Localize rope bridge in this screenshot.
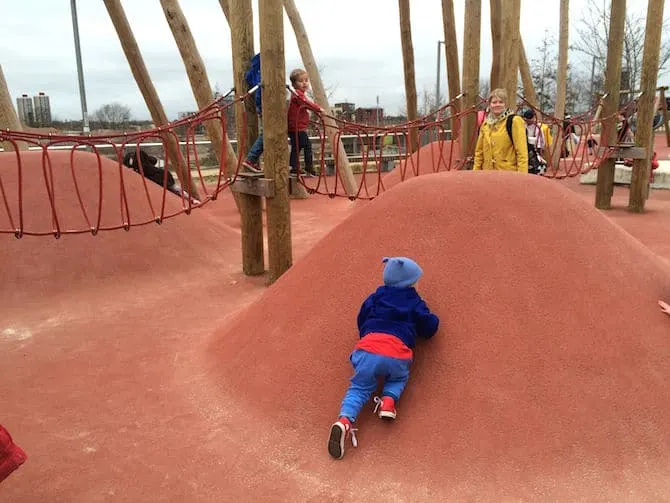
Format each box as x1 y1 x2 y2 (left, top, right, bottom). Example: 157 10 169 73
0 87 645 237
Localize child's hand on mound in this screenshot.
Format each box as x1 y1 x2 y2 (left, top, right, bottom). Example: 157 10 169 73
659 299 670 317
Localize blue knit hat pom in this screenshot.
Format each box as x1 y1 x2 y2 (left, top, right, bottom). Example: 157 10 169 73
382 256 423 288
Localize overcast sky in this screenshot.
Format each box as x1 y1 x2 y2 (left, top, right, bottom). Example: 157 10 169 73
0 0 655 122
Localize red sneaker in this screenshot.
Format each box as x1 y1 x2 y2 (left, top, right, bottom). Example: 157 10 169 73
328 417 357 459
374 396 397 420
242 160 262 173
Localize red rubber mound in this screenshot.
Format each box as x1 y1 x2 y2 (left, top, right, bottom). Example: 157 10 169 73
209 170 670 501
382 139 458 190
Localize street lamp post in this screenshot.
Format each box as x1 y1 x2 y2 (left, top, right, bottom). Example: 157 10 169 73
435 40 445 113
70 0 89 133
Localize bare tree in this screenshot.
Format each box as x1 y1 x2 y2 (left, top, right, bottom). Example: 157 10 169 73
573 0 670 93
93 102 131 129
479 78 490 99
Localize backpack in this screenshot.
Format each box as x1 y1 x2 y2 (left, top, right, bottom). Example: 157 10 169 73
245 53 262 114
504 114 543 175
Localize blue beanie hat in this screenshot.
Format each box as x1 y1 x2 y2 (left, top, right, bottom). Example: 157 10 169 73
382 256 423 288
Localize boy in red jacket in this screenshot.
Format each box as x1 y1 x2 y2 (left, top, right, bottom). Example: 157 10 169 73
328 257 440 460
287 68 322 177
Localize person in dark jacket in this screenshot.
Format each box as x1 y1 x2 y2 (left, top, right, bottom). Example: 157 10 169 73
328 256 440 460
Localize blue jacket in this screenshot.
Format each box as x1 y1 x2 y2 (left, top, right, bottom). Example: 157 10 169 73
245 53 262 114
357 286 439 349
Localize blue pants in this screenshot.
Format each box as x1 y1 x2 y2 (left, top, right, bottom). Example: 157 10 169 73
339 349 411 422
246 133 264 164
288 130 313 172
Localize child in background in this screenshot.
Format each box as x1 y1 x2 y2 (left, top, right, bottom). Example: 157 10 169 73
287 68 322 177
328 257 440 460
242 53 264 173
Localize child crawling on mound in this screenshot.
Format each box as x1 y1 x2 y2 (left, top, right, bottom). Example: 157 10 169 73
328 256 439 460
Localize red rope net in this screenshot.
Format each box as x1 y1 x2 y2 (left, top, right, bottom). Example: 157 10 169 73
0 86 644 237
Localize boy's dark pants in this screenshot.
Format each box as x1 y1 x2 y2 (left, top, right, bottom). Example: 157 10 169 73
289 130 313 173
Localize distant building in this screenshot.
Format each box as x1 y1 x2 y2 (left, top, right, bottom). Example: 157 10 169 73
32 92 52 127
16 94 34 126
355 107 384 126
333 102 355 122
217 93 237 139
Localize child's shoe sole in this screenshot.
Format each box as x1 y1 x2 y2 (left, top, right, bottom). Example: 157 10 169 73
327 423 346 459
379 410 396 420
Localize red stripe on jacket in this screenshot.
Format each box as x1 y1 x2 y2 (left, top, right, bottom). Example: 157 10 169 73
354 333 413 360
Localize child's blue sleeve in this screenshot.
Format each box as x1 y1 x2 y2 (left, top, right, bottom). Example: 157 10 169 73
414 300 440 339
357 294 375 332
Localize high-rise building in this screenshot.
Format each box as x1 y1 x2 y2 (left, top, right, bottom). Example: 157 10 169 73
16 94 34 127
33 92 52 127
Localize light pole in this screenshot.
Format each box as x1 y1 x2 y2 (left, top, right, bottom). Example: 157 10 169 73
435 40 445 112
70 0 89 133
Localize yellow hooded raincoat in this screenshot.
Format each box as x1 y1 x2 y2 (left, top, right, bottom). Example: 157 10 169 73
473 112 529 173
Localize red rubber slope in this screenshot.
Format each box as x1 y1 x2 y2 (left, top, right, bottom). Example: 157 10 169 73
208 170 670 501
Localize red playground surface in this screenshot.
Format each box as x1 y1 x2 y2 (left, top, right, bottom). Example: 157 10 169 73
1 135 670 501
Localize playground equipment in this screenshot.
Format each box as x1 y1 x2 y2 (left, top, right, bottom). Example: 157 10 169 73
0 0 666 279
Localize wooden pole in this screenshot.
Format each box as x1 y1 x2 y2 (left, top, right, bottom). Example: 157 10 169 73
628 0 665 212
0 65 27 152
460 0 481 164
595 0 626 209
398 0 419 153
659 87 670 147
441 0 461 141
218 0 230 24
519 39 538 108
159 0 240 211
489 0 502 88
260 0 291 283
229 0 264 275
282 0 357 197
500 0 521 106
551 0 570 172
103 0 198 199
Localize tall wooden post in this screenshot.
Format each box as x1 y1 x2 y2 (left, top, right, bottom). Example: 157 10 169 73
519 39 538 108
629 0 665 212
282 0 356 197
229 0 264 275
441 0 461 140
398 0 419 153
159 0 240 211
103 0 198 199
595 0 626 209
259 0 291 283
551 0 570 172
500 0 521 106
460 0 481 163
218 0 230 24
0 65 27 152
489 0 502 88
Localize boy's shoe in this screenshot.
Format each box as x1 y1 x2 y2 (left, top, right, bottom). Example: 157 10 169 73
242 160 262 173
373 396 397 420
328 417 357 460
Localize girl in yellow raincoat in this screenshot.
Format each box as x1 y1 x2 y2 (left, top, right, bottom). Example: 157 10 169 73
473 88 528 173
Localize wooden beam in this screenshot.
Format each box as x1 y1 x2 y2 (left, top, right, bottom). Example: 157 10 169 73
230 174 275 197
229 0 265 275
518 39 538 108
103 0 198 199
460 0 481 163
595 0 626 209
260 0 292 283
282 0 357 198
159 0 240 211
398 0 419 153
500 0 521 105
489 0 502 88
218 0 230 24
0 65 27 152
629 0 665 212
441 0 461 140
551 0 570 171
